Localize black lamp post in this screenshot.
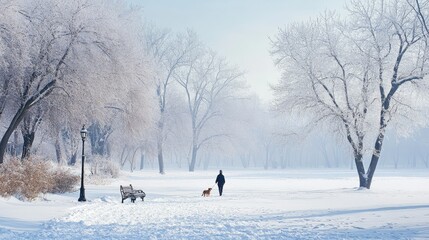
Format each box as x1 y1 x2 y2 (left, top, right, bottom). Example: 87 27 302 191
78 125 87 202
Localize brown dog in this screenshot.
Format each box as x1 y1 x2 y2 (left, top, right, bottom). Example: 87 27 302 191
201 188 212 197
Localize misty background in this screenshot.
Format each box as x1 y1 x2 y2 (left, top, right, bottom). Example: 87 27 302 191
1 0 428 176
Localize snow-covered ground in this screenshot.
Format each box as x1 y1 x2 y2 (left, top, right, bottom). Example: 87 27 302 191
0 169 428 239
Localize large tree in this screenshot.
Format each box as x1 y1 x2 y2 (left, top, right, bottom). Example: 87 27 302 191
0 0 89 163
0 0 155 163
271 0 429 188
176 50 243 172
0 0 26 122
145 28 198 174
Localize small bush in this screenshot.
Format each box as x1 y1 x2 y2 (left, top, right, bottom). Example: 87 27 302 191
21 160 53 200
0 159 25 198
0 157 79 201
90 156 119 178
51 168 80 194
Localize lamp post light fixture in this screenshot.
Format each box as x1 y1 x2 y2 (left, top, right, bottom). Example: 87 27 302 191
78 125 88 202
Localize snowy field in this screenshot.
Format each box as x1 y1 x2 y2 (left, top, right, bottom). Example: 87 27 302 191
0 169 428 239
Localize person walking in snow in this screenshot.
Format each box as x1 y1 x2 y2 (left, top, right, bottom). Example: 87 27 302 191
215 170 226 196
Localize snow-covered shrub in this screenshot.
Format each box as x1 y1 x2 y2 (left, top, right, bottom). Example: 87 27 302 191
0 157 79 200
0 158 51 200
90 156 119 178
0 158 25 198
21 159 54 200
50 168 80 193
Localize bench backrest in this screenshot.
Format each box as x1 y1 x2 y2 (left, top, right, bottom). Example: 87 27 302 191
120 185 135 198
121 185 133 192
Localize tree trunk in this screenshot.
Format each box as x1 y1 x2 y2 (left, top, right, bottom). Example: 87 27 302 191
423 155 429 168
175 151 181 168
365 100 390 189
140 151 145 170
12 131 19 157
120 146 128 168
188 144 198 172
354 154 366 188
21 131 35 160
157 138 165 174
130 147 141 173
188 127 198 172
264 145 270 170
365 132 384 189
55 138 62 164
0 71 11 121
7 130 20 157
0 104 30 163
88 122 111 156
70 151 77 165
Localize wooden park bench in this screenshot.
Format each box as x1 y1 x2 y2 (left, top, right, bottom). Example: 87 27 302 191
120 184 146 203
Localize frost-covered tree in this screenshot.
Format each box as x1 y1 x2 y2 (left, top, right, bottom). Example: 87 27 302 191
410 0 429 35
0 0 91 163
271 0 429 188
145 27 198 174
0 0 156 163
0 0 26 122
176 49 243 172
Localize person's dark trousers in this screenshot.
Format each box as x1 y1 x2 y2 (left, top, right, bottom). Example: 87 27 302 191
218 184 224 196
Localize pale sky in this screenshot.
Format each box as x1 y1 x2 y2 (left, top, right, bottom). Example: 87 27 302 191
137 0 347 102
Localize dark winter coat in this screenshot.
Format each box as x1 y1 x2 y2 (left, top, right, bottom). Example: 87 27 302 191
215 174 225 186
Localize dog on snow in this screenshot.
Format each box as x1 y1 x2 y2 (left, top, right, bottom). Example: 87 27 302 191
201 188 212 197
